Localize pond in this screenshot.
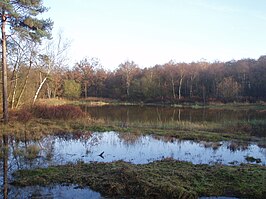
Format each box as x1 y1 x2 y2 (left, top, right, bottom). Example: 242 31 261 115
1 131 265 198
82 105 266 123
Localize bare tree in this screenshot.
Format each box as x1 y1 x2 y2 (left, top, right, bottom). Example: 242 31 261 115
117 61 139 98
7 36 38 109
33 31 70 104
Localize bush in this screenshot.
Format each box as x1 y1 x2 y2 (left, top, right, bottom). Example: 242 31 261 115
13 107 33 123
31 104 84 120
63 80 81 99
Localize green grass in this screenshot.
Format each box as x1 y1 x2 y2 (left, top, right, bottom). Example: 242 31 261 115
12 159 266 199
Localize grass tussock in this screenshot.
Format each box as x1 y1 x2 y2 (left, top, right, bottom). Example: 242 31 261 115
13 144 40 160
12 159 266 199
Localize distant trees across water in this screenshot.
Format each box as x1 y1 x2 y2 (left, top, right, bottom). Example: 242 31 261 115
2 56 266 106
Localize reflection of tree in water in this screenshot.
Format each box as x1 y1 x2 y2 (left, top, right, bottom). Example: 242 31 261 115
0 133 60 198
38 136 56 162
0 135 9 199
84 133 102 154
118 133 141 145
85 105 266 124
152 135 177 143
227 141 249 152
1 134 59 173
200 141 222 150
48 131 103 157
11 136 43 170
54 131 93 141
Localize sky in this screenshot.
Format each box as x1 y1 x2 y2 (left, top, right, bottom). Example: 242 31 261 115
43 0 266 70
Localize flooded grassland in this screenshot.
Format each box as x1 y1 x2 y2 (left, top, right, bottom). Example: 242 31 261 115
1 104 266 198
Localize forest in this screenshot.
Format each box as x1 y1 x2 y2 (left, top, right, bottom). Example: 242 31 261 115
1 33 266 108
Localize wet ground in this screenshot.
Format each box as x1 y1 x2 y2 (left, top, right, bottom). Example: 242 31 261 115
1 131 265 198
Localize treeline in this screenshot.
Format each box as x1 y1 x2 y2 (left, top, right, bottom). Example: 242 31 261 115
65 57 266 103
2 35 266 107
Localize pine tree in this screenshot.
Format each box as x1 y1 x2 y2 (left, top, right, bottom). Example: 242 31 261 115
1 0 53 123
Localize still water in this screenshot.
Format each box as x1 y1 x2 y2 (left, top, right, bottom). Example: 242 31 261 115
82 105 266 123
4 132 266 169
50 131 265 165
7 185 103 199
1 131 265 198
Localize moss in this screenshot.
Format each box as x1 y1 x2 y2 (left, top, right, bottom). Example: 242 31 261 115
12 159 266 199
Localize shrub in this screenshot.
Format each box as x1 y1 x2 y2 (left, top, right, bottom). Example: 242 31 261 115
63 80 81 99
31 104 84 120
14 107 33 123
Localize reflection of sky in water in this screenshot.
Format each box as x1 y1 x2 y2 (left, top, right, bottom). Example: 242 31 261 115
2 185 102 199
53 132 266 165
1 131 265 199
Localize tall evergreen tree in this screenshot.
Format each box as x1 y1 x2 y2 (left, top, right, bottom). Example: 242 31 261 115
0 0 53 123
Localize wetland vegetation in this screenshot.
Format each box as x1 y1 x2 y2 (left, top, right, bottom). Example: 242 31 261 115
1 101 266 198
12 159 266 199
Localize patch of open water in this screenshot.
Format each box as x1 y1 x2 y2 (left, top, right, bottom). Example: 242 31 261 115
6 185 103 199
1 131 265 198
49 131 265 165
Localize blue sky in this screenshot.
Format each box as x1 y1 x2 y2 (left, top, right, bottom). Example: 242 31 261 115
44 0 266 70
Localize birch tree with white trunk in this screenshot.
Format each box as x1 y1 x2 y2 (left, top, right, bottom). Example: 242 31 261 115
33 32 70 104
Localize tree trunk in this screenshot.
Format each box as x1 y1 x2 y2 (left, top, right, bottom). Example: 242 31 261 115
11 72 18 109
33 60 51 104
189 76 194 98
126 73 130 97
47 82 51 98
1 13 8 123
178 77 183 100
126 78 130 97
53 87 57 98
84 83 87 98
16 63 32 108
171 77 176 99
126 85 130 97
10 53 21 109
33 75 48 104
202 85 206 105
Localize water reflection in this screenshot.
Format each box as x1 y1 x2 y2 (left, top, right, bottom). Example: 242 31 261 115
2 135 8 199
82 105 266 123
1 131 266 198
1 134 104 199
2 132 264 168
7 185 103 199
